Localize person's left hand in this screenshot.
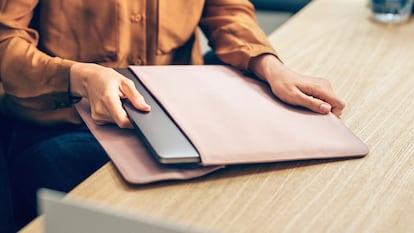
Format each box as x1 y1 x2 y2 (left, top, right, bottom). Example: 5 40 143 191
249 54 345 117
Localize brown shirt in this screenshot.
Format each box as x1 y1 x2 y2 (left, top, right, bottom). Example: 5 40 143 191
0 0 276 125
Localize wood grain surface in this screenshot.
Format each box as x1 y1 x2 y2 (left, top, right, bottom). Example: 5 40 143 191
20 0 414 232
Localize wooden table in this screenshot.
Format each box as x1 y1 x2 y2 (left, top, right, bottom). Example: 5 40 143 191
20 0 414 232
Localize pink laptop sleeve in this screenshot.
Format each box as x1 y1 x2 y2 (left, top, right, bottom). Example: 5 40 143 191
130 65 368 165
76 99 224 184
76 65 368 184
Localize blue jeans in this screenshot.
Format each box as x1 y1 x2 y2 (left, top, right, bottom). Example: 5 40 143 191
0 138 15 233
6 120 109 230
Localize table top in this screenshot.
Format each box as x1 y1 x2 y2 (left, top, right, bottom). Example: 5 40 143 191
20 0 414 232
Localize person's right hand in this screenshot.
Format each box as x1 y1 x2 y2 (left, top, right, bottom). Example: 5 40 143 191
70 63 151 128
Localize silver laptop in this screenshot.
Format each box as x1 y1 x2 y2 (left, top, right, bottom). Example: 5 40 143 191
116 69 200 164
38 189 212 233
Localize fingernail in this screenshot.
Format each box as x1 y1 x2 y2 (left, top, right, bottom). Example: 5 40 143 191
142 102 151 110
320 103 331 113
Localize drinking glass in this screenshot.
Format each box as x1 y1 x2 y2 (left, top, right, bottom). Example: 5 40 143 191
370 0 413 23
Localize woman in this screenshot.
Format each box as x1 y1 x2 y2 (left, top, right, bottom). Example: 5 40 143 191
0 0 344 229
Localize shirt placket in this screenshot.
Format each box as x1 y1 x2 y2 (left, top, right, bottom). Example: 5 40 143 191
130 0 146 65
145 0 158 65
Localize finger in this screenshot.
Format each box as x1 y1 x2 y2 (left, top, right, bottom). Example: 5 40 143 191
315 90 345 116
331 103 344 117
90 101 112 124
315 91 345 117
120 79 151 111
290 91 332 115
106 97 134 128
90 98 133 128
94 119 109 126
298 81 345 117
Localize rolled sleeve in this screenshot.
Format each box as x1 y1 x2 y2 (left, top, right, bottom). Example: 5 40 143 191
0 0 81 124
200 0 278 70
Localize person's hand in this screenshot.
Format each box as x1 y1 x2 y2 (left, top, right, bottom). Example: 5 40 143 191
249 54 345 117
70 63 151 128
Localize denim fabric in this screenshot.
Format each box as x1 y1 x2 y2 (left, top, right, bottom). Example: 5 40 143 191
6 121 109 230
0 138 15 233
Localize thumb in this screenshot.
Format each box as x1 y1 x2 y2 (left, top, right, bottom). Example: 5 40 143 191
120 79 151 111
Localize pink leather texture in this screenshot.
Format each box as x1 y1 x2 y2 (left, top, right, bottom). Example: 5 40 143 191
76 99 224 184
130 65 369 165
76 65 368 184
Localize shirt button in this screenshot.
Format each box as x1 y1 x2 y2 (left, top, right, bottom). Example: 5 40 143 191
131 14 142 23
134 58 143 65
107 52 117 60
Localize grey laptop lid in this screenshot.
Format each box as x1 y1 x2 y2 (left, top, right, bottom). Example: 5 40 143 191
38 189 212 233
116 69 200 164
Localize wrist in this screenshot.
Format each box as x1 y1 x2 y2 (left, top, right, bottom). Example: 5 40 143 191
248 54 285 83
69 63 84 98
69 63 100 98
68 77 82 104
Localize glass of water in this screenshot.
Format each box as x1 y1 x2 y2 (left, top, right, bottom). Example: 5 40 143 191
370 0 414 23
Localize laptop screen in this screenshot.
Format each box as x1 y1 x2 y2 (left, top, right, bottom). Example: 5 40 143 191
38 189 213 233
